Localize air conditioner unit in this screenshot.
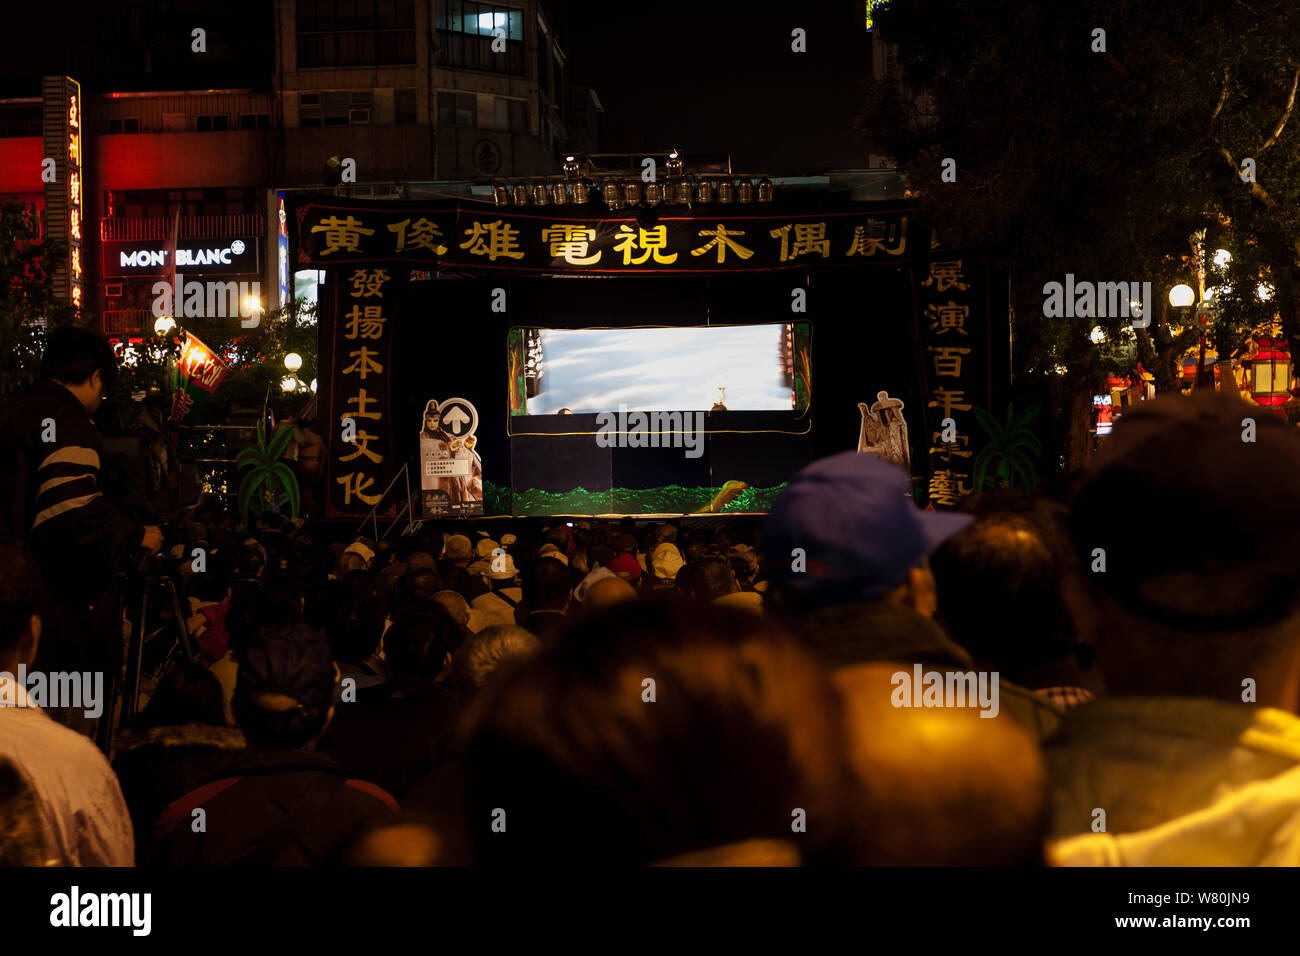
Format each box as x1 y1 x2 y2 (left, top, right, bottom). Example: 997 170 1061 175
349 108 371 124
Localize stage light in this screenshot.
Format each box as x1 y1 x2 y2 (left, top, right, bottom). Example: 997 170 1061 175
532 182 550 206
154 316 175 335
572 180 590 204
513 183 530 205
674 179 693 205
716 180 734 203
550 182 568 204
1169 284 1195 307
665 149 684 178
737 179 754 203
281 375 299 392
493 182 511 205
696 179 713 203
644 181 662 206
284 352 303 371
604 181 623 210
623 180 642 205
757 178 774 202
562 154 581 181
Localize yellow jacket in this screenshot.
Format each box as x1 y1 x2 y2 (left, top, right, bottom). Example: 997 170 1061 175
1045 697 1300 865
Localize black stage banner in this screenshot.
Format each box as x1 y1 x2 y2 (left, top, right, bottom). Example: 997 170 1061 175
294 200 919 273
917 255 994 508
325 264 406 518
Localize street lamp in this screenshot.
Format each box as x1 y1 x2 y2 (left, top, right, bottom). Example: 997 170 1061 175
284 352 303 372
154 316 175 335
1213 249 1232 269
1169 284 1196 307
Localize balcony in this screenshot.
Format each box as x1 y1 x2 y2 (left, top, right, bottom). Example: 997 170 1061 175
100 214 265 242
102 309 153 337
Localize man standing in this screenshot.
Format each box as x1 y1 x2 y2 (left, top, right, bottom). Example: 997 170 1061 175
0 328 162 681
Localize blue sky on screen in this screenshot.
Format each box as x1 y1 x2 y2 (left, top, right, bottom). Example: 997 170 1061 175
528 325 792 413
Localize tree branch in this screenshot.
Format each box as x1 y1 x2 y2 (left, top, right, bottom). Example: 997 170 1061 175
1260 65 1300 151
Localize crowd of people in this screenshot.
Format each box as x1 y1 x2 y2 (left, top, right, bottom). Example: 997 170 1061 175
3 329 1300 866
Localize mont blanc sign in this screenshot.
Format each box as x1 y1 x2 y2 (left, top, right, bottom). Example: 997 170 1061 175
102 236 260 278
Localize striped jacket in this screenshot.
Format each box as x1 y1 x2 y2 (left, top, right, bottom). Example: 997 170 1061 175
0 380 143 600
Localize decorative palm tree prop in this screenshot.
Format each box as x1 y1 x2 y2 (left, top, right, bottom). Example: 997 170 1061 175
971 405 1042 492
236 420 301 527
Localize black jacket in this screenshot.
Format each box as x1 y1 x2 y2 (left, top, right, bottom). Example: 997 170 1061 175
0 380 143 597
153 749 398 866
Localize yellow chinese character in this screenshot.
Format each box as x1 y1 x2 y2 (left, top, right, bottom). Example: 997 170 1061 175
927 345 972 377
612 224 677 265
388 218 448 255
459 220 526 260
71 286 82 306
769 222 831 261
847 217 908 256
342 347 385 380
690 224 754 264
343 389 383 421
69 208 80 241
541 224 601 265
921 259 970 292
68 96 78 129
343 305 386 340
71 247 81 278
69 172 80 206
928 433 974 460
925 301 970 336
336 472 383 506
349 268 390 298
68 133 79 167
339 430 384 465
310 215 376 255
927 387 973 419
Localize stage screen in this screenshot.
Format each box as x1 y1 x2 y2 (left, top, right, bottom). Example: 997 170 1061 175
511 323 809 416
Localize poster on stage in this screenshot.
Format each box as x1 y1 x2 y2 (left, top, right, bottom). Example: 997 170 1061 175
420 397 483 516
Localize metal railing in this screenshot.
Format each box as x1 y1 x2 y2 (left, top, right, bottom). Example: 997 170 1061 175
100 214 265 241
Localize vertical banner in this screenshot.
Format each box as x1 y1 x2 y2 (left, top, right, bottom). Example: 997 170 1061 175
42 75 82 316
327 265 405 517
917 255 991 508
419 397 484 516
170 332 229 424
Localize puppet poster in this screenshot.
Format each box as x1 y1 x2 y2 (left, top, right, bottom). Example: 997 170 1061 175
420 397 483 516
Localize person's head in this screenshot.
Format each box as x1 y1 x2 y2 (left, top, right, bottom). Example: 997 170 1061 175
232 623 337 749
226 581 303 662
1068 391 1300 709
614 533 638 556
0 540 43 671
133 661 227 729
442 533 473 567
346 822 446 867
486 551 519 589
327 573 386 665
762 451 972 617
651 542 684 585
522 557 571 612
833 663 1048 865
582 575 637 611
342 539 376 572
422 401 442 435
929 496 1082 679
383 606 463 682
452 625 541 696
238 544 268 580
457 601 853 865
41 326 118 414
432 589 471 628
696 555 739 602
396 569 444 618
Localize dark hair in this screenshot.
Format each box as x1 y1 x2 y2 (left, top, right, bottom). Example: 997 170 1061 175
458 600 852 866
522 557 570 611
327 572 386 664
452 625 540 697
40 326 118 390
695 555 737 603
930 497 1079 675
226 582 302 661
187 550 233 604
133 661 226 729
0 540 42 656
384 607 462 680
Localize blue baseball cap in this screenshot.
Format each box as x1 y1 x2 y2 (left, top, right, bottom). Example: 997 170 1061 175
763 451 974 607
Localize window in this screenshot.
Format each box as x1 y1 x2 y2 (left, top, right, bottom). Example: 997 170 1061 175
108 118 140 134
436 2 525 75
437 92 476 127
492 96 527 131
196 115 230 132
301 91 374 126
238 113 271 129
297 0 416 67
394 88 417 124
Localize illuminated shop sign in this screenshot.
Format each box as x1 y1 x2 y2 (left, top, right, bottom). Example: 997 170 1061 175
102 236 260 278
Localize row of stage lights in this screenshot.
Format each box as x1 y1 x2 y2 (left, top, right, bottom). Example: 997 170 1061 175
492 151 776 210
